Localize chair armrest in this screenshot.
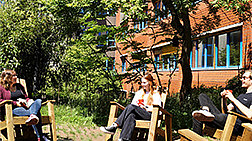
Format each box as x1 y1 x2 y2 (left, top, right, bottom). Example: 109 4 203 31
0 100 13 107
153 104 172 117
110 101 125 110
242 123 252 130
42 100 56 106
228 111 252 121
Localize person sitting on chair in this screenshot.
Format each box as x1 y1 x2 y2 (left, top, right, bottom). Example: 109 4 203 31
192 70 252 136
100 73 162 141
0 69 49 141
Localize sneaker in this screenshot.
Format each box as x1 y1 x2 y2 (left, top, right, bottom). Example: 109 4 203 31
100 123 118 135
192 110 215 122
25 114 39 125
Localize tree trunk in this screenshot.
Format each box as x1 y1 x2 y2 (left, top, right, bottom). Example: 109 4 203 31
179 10 193 102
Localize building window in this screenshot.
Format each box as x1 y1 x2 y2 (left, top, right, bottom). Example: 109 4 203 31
154 54 161 70
162 54 176 71
217 34 227 66
191 30 242 69
121 57 126 72
229 30 241 66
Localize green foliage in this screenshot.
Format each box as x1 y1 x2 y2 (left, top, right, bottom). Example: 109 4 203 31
0 0 81 95
41 38 124 125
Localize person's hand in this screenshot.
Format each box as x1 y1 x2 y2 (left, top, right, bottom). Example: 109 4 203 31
139 104 146 110
224 91 236 102
16 102 22 107
221 90 227 97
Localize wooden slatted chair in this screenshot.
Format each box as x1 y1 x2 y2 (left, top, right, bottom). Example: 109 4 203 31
0 78 57 141
178 96 252 141
105 92 172 141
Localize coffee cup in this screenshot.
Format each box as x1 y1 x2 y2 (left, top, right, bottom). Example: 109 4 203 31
137 99 144 106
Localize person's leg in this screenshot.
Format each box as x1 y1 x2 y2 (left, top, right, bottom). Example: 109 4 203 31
13 99 43 139
118 104 151 140
12 99 42 116
100 104 137 135
13 107 30 116
205 113 227 129
116 104 151 127
192 113 227 135
32 112 43 139
119 113 135 140
29 99 42 115
192 118 203 135
198 93 221 114
100 104 151 137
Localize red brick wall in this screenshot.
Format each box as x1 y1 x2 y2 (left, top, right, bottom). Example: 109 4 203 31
115 1 252 93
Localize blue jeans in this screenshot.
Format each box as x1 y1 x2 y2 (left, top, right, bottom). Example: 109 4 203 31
12 99 43 138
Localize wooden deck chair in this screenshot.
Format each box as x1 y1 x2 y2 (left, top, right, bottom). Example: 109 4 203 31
178 96 252 141
105 92 172 141
0 78 57 141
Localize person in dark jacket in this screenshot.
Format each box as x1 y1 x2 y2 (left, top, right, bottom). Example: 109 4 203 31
192 70 252 136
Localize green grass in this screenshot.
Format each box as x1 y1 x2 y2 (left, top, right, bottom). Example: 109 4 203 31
40 104 96 128
40 104 105 140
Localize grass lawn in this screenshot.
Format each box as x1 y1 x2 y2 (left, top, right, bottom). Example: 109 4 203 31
41 104 105 141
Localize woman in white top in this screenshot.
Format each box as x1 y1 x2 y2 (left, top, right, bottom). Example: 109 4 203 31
100 73 162 141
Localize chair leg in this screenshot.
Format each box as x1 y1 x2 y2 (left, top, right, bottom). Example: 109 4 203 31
220 114 237 141
148 106 159 141
48 102 57 141
165 115 172 141
105 104 118 141
5 103 14 141
1 130 8 141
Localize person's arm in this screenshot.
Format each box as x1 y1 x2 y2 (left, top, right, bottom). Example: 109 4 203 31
146 91 162 112
0 88 19 106
131 90 141 106
225 91 252 119
221 90 235 112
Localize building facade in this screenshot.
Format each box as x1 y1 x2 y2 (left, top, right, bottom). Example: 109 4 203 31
113 1 252 93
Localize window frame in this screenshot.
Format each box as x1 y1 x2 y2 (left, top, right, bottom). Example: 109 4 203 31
191 30 243 70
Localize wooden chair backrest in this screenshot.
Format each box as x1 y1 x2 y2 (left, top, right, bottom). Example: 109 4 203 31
161 93 167 108
16 78 28 96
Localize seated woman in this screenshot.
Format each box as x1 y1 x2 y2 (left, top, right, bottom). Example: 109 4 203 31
100 73 162 141
0 69 49 141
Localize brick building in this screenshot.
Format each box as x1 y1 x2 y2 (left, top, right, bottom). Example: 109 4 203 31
112 1 252 94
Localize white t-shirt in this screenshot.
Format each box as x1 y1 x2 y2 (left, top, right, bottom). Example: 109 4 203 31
131 89 162 112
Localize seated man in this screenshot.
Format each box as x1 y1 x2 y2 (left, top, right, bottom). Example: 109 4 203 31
192 70 252 136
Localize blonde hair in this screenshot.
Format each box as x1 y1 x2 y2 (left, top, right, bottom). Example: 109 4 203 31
141 73 155 106
0 69 16 90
